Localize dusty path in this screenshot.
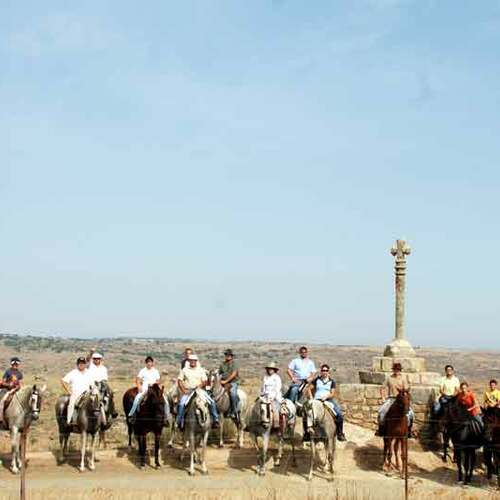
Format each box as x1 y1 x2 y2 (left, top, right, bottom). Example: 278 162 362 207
0 424 498 499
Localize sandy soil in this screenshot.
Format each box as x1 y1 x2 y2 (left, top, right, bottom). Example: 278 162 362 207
1 423 498 500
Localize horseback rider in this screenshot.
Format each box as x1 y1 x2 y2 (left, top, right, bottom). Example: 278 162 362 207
310 364 346 441
181 347 193 369
260 361 283 411
433 364 460 415
376 362 415 437
0 357 24 426
61 357 92 425
128 356 161 419
87 349 108 384
286 346 317 403
457 381 483 427
482 379 500 411
218 349 240 418
176 354 220 430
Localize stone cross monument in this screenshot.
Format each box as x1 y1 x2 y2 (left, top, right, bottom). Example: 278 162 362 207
383 239 416 358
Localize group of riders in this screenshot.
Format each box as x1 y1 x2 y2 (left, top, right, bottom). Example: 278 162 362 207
1 349 499 439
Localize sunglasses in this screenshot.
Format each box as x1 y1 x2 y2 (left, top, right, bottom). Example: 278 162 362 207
321 369 329 372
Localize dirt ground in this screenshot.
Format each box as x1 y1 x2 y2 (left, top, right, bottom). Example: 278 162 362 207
1 423 498 500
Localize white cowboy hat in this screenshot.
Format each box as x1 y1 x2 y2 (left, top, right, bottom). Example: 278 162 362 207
265 361 279 370
187 354 199 361
92 352 103 359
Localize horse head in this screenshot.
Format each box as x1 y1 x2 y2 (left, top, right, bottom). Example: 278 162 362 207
303 399 319 434
258 398 271 429
205 369 218 392
88 384 102 417
193 389 210 426
146 383 165 417
29 384 44 421
396 388 411 414
96 381 114 419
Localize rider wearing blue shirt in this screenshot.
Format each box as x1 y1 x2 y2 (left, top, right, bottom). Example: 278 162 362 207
286 346 317 403
311 364 346 441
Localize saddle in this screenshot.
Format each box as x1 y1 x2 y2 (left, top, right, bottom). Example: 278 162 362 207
323 402 338 421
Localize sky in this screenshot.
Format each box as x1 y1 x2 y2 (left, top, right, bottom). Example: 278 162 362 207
1 1 499 347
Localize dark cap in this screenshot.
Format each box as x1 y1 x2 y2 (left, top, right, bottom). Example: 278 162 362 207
10 357 21 365
76 357 86 365
392 362 402 371
224 349 234 356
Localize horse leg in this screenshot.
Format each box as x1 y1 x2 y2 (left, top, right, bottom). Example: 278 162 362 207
259 432 269 476
127 420 133 449
219 418 224 448
291 431 297 469
442 431 448 462
456 448 463 482
485 447 493 479
400 438 406 480
465 450 475 484
383 438 390 472
167 420 175 449
236 416 243 449
154 433 161 469
79 432 87 472
394 439 401 475
138 435 146 469
328 436 335 481
10 427 20 474
88 434 96 471
200 431 209 475
252 434 261 474
189 432 195 476
275 434 283 468
308 437 315 481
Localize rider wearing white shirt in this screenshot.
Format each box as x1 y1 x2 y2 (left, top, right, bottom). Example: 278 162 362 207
128 356 161 417
87 352 108 384
260 362 283 410
61 357 92 424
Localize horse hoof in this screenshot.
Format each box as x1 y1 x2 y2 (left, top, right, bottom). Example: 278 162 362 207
218 443 224 449
155 464 161 470
78 467 85 473
11 469 19 475
188 470 195 476
201 469 208 475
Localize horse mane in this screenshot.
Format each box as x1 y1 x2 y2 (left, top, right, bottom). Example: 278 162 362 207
14 385 35 407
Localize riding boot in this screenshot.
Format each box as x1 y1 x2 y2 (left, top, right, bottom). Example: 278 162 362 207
375 422 385 437
407 421 415 439
336 420 347 441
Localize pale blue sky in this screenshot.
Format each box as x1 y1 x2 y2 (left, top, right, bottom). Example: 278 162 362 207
1 1 499 346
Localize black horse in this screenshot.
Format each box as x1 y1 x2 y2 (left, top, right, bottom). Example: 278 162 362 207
484 406 500 488
123 384 165 469
443 398 484 484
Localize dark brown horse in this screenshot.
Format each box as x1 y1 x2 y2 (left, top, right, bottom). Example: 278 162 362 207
444 398 483 484
123 384 165 469
382 389 410 479
484 406 500 488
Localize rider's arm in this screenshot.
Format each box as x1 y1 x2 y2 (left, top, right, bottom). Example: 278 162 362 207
306 362 317 383
223 369 238 384
61 379 71 395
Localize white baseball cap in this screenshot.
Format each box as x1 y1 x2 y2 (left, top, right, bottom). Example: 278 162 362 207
187 354 198 361
92 352 103 359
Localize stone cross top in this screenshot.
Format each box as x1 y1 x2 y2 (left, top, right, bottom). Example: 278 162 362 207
383 239 416 358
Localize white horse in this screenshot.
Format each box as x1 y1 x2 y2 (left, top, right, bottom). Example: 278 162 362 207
55 384 103 472
180 388 212 476
303 399 337 481
206 369 248 448
245 397 297 476
0 385 44 474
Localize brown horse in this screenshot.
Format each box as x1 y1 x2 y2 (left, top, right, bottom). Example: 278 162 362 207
123 384 165 469
382 389 410 478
